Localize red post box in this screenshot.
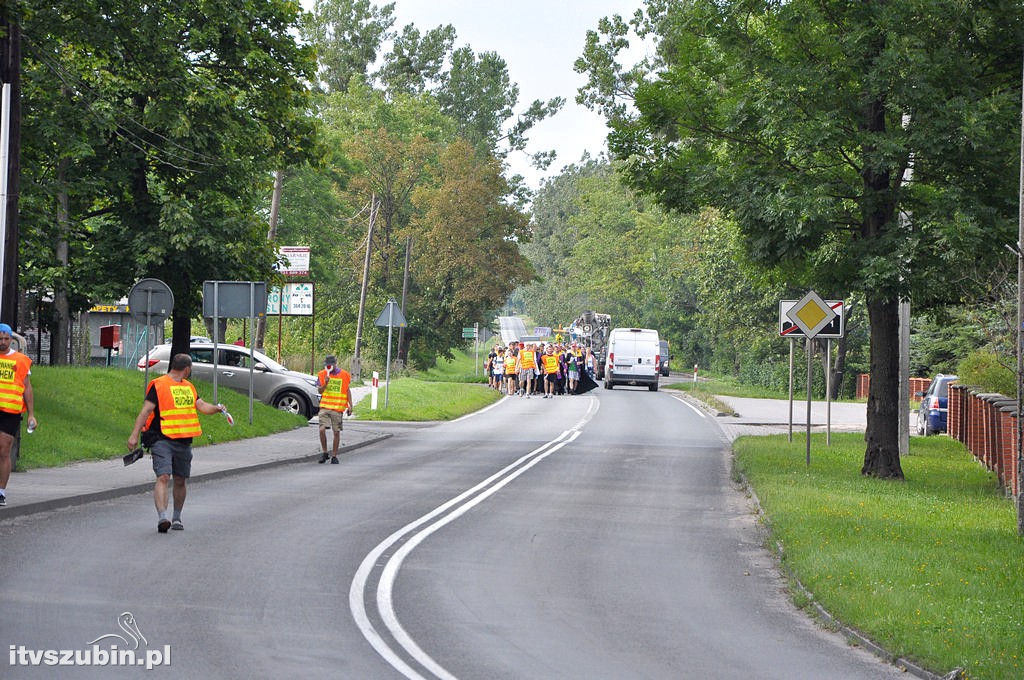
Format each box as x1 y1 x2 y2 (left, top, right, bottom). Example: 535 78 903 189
99 325 120 349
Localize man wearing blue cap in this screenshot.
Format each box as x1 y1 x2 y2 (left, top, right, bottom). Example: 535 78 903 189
0 323 36 506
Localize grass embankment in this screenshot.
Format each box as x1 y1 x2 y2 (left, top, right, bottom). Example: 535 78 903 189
353 348 501 421
735 433 1024 679
19 366 308 470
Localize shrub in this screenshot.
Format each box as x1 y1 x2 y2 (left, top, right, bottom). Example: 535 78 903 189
956 350 1015 396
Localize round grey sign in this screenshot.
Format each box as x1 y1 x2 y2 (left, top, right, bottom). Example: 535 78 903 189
128 278 174 325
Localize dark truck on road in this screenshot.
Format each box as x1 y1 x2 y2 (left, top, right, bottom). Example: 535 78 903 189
567 311 611 378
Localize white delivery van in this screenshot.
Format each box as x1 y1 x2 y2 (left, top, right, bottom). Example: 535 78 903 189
604 328 661 391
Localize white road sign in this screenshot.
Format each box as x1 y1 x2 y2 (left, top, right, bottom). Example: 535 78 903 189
267 282 314 316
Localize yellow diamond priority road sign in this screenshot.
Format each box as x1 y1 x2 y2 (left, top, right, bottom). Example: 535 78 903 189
785 290 837 338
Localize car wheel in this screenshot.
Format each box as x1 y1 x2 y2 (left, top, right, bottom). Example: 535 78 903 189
273 391 308 417
915 410 926 436
649 383 658 392
604 379 613 390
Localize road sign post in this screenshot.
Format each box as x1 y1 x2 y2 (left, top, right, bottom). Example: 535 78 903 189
782 291 844 465
203 281 268 423
128 278 174 395
374 300 407 408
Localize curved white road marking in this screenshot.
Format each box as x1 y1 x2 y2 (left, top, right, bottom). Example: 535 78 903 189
669 392 709 418
350 396 600 680
451 393 508 422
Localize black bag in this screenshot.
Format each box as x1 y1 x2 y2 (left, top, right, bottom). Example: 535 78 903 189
140 428 159 448
122 448 145 466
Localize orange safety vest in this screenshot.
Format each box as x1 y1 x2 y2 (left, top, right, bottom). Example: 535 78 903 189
519 350 537 371
318 368 350 411
541 354 559 375
504 355 517 374
0 351 31 414
144 375 202 439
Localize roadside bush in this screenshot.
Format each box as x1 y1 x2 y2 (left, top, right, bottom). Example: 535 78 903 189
957 350 1015 396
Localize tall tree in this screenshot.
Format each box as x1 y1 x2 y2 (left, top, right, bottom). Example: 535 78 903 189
302 0 396 93
376 23 456 95
19 0 319 357
404 139 533 367
577 0 1023 478
378 25 563 169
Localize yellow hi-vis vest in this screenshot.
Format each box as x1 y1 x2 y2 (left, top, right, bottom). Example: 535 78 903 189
144 375 202 439
541 354 559 375
318 368 350 411
0 351 31 414
519 350 537 371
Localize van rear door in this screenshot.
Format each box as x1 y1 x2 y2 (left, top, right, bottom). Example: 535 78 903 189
606 328 660 389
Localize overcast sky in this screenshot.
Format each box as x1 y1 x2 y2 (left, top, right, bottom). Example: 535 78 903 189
302 1 649 191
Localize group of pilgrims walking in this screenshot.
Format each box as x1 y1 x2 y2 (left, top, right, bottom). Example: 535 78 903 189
484 340 597 398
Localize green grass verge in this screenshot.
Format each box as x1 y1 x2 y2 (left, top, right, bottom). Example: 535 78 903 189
19 366 309 470
734 433 1024 679
419 347 490 384
352 377 501 421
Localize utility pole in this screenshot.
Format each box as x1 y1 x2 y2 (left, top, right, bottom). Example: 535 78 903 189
898 112 913 457
396 236 411 367
352 196 377 382
255 169 283 351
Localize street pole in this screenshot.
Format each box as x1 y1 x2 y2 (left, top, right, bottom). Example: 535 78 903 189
1016 53 1024 536
396 236 411 367
353 196 377 382
898 112 914 458
788 337 795 443
805 337 813 467
255 169 283 352
826 339 832 447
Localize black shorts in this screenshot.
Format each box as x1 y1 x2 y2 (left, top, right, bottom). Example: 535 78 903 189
0 411 22 437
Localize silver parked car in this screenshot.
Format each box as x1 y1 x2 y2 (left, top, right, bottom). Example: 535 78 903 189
138 343 320 418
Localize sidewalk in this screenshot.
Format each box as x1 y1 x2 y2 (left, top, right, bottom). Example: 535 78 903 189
0 386 394 519
695 394 869 442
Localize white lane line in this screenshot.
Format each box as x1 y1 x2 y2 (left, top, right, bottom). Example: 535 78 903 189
451 393 507 422
670 393 709 418
350 397 600 680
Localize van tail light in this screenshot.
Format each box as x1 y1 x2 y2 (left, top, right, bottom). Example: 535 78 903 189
138 358 160 369
929 396 940 410
608 352 614 364
655 354 660 366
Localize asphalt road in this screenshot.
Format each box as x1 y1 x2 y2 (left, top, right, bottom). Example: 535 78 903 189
497 316 527 345
1 388 907 679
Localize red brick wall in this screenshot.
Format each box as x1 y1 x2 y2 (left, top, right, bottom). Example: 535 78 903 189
956 388 1020 497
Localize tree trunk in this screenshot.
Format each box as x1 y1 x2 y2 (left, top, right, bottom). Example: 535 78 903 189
818 301 852 400
0 16 22 327
862 295 904 479
171 310 192 359
51 160 70 365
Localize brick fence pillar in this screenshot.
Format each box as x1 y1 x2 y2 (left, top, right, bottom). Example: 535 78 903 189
948 385 964 443
967 391 984 464
856 373 870 400
982 396 996 470
998 405 1018 494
